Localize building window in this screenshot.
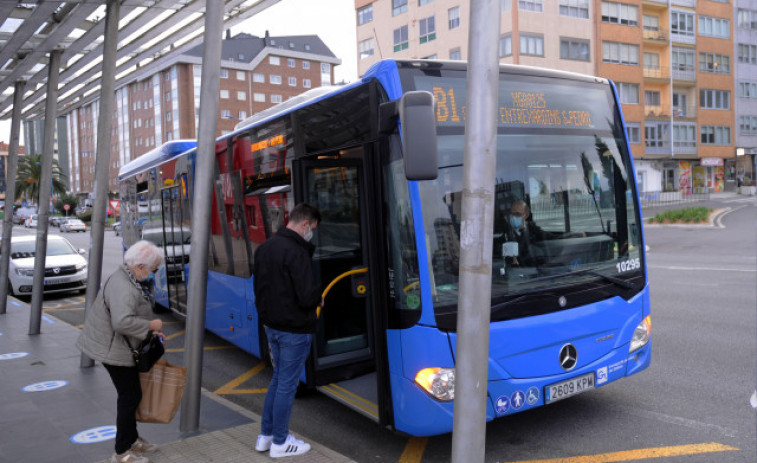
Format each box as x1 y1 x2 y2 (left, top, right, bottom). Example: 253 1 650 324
271 94 283 103
321 63 331 85
359 38 375 59
358 4 373 25
303 60 311 69
220 89 229 99
448 6 460 29
671 11 695 38
220 68 228 78
699 16 730 39
393 0 408 16
673 124 696 149
602 41 639 65
737 8 757 31
287 58 296 68
303 78 312 88
644 90 660 106
699 53 730 74
560 38 589 61
519 0 542 12
700 126 731 145
625 122 641 144
165 91 171 101
419 0 434 4
236 71 245 80
520 34 544 56
672 47 696 71
269 56 280 65
601 2 638 26
699 89 730 110
643 14 659 31
270 75 282 85
643 52 660 70
394 25 409 52
739 116 757 135
239 110 247 120
645 122 668 148
560 0 589 19
419 16 436 44
502 0 511 12
618 82 639 104
499 35 512 57
221 109 231 118
254 93 265 102
288 77 297 87
253 73 265 83
738 81 757 98
237 91 247 100
450 47 462 60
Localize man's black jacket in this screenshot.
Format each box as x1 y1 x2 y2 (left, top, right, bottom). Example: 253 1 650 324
252 227 321 334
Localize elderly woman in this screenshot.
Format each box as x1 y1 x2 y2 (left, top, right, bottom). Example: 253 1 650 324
77 240 165 463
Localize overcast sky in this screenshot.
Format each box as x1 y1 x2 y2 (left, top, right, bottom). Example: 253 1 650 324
0 0 358 144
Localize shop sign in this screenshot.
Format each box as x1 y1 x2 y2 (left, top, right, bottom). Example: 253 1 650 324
700 157 723 166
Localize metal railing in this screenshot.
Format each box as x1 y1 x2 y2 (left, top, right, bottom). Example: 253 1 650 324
639 190 710 209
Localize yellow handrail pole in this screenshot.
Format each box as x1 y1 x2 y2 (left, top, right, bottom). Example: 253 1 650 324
317 267 368 317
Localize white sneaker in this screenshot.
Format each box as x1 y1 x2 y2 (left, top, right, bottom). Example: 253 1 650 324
130 437 159 454
269 434 311 458
111 450 149 463
255 434 273 451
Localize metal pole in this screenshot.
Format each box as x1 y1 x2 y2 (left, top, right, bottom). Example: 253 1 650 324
81 0 120 367
0 80 25 315
29 49 62 335
180 0 223 432
450 0 500 461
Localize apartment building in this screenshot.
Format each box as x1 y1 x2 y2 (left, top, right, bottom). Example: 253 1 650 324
356 0 745 193
63 32 340 197
735 0 757 184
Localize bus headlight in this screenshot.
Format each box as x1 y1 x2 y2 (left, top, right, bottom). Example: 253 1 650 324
629 315 651 353
415 367 455 401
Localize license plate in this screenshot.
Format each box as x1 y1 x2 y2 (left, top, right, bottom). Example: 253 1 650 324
44 276 72 286
545 372 594 404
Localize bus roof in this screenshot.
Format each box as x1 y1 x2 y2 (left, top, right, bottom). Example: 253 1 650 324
118 140 196 181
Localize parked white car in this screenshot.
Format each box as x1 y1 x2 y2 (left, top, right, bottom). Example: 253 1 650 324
7 235 87 296
24 214 39 228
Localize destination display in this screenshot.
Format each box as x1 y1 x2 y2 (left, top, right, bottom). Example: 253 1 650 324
413 75 613 130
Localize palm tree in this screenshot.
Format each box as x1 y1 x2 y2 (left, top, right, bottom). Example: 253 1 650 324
15 154 67 205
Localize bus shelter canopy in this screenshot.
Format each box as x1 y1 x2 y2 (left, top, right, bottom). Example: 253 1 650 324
0 0 281 122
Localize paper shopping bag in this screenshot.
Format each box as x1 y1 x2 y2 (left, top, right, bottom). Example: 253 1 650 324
136 360 187 424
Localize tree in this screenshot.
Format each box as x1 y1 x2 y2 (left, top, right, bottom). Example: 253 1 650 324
54 192 79 216
15 154 67 205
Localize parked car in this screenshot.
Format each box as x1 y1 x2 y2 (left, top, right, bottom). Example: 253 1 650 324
24 214 39 228
113 221 122 236
141 226 191 281
7 235 87 296
49 216 66 227
60 218 87 233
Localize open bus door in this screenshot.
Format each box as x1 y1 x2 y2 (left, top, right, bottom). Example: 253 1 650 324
160 185 189 316
294 152 391 427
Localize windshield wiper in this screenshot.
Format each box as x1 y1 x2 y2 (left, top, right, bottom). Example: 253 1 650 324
530 267 637 290
490 294 534 317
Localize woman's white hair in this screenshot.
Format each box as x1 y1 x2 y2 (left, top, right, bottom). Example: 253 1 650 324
124 240 164 268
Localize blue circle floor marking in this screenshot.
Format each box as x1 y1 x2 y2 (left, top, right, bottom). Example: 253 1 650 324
70 426 117 444
22 380 69 392
0 352 29 360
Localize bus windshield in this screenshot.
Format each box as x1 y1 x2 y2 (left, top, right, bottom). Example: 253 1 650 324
409 69 644 326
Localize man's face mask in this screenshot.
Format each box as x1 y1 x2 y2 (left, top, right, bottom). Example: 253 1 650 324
509 216 522 229
303 224 314 242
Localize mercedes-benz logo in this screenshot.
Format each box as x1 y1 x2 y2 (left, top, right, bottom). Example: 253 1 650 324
53 268 60 275
559 344 578 371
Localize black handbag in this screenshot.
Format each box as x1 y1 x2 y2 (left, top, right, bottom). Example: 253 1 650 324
125 332 165 373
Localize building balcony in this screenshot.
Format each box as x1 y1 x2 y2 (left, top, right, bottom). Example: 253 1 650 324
645 105 667 118
672 141 697 155
670 32 696 46
642 0 668 10
672 67 696 83
642 29 667 45
643 66 669 80
671 0 695 7
673 105 697 119
645 144 671 156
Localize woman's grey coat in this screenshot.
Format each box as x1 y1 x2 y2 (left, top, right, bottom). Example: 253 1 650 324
76 265 153 366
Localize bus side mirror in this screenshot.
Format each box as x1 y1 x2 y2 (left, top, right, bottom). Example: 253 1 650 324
398 91 438 181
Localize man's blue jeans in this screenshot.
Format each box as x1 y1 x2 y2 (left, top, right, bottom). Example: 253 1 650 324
261 326 313 445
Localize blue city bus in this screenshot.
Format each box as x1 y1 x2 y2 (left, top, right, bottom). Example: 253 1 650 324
118 59 651 436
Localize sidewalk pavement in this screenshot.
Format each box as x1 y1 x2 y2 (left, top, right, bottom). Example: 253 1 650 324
0 298 356 463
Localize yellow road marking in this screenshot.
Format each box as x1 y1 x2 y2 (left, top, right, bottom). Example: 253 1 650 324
214 363 267 395
164 346 234 353
328 383 378 413
319 384 378 419
164 329 185 341
508 442 739 463
399 437 428 463
43 306 84 312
